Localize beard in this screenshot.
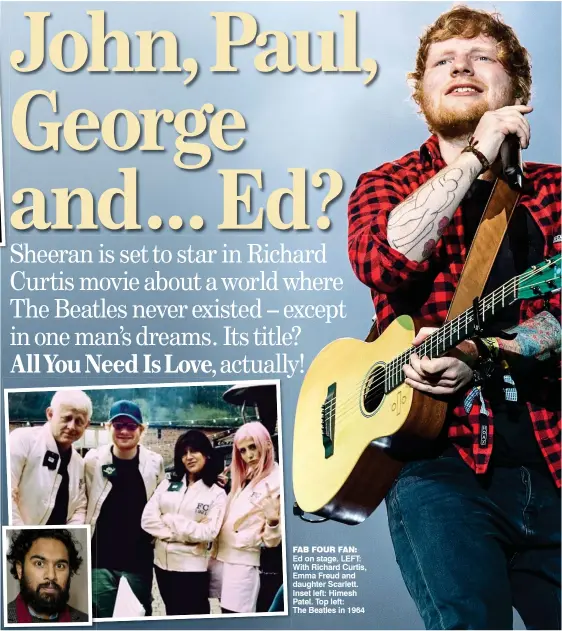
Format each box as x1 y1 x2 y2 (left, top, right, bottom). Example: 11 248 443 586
19 573 71 617
420 79 515 140
420 92 490 139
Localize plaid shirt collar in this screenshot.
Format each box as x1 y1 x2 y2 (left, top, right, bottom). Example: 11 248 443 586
420 134 446 171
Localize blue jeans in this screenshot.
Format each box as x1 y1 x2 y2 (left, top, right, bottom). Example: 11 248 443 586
386 454 560 630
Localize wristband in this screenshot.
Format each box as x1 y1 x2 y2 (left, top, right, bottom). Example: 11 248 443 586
461 136 491 175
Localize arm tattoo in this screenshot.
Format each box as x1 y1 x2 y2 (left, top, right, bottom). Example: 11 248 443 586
437 217 450 236
422 239 436 259
422 220 448 257
497 311 561 361
388 168 463 255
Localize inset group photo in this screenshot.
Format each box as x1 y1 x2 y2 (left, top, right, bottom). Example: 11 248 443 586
5 381 286 621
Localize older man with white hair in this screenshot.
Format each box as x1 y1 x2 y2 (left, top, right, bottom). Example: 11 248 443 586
10 389 91 526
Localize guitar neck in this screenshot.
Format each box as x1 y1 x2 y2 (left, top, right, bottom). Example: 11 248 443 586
384 274 520 393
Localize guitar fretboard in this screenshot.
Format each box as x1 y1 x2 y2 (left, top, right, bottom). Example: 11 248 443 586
384 277 519 393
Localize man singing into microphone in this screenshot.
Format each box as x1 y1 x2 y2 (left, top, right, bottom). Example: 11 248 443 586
348 6 560 629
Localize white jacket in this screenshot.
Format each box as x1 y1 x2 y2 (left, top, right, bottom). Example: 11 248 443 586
142 476 227 572
84 444 164 533
216 463 282 567
10 423 86 526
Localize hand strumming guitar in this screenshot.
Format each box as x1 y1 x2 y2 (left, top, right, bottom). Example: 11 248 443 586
403 327 478 396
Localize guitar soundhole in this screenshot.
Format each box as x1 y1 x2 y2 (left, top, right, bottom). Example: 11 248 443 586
363 364 385 414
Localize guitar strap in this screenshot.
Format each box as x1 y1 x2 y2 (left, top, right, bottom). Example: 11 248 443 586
447 177 520 319
365 176 521 341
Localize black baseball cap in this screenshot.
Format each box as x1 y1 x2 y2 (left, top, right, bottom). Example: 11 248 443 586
108 400 143 425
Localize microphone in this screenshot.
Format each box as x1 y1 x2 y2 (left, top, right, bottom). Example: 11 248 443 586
500 134 523 190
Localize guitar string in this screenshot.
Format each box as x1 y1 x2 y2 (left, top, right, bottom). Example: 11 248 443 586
325 297 490 430
323 274 519 423
326 267 556 432
374 264 556 399
319 263 557 431
335 260 557 416
327 268 552 431
322 299 497 430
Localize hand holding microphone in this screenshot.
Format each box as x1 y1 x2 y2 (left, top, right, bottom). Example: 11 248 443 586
471 104 532 189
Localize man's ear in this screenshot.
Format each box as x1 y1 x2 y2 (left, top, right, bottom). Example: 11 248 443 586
15 561 22 580
46 407 53 422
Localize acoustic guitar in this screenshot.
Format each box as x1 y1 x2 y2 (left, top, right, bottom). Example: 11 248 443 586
293 255 561 525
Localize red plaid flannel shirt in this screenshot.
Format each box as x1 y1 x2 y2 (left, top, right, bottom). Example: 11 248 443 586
348 135 561 486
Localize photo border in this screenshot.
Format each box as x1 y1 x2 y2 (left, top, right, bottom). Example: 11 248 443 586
2 523 93 627
0 0 5 248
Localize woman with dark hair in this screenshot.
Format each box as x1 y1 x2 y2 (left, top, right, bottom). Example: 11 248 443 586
141 430 227 615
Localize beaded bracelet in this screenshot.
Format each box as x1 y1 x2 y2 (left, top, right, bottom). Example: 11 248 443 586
461 136 491 174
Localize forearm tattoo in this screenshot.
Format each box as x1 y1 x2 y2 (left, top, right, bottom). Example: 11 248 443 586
498 311 562 360
388 167 464 256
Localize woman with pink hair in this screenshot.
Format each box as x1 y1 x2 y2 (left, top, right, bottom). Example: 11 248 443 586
211 421 281 613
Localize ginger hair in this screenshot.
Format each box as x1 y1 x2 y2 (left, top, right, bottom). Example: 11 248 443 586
409 6 531 105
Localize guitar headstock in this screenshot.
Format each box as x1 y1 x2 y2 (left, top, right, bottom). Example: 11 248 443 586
517 254 561 300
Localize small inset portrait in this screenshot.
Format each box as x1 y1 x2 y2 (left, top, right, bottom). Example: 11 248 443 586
3 526 91 626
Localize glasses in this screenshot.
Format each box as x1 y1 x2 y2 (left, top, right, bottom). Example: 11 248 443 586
112 421 139 431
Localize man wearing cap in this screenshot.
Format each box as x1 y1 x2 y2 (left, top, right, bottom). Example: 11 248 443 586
10 390 91 526
84 400 165 618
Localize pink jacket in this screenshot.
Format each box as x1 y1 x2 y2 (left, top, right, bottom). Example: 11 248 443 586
216 464 282 567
